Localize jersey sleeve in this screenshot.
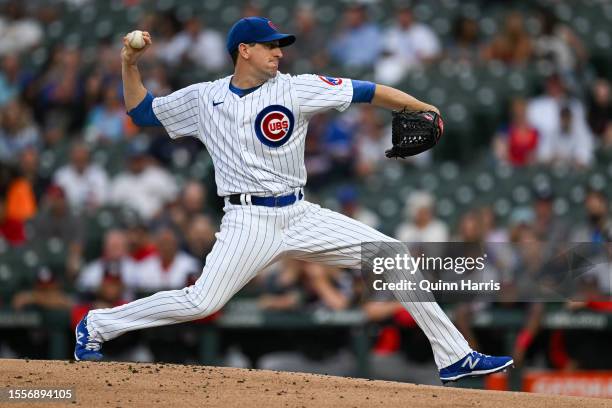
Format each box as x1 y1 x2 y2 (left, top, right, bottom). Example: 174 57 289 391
152 84 201 139
291 74 353 116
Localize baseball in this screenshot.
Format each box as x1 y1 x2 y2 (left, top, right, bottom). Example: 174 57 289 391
127 30 145 49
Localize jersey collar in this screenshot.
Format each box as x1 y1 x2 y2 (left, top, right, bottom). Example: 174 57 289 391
229 76 264 98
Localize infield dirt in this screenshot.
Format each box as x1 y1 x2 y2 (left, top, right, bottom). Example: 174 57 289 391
0 359 609 407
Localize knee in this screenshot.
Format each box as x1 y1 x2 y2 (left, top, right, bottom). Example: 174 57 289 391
184 286 227 318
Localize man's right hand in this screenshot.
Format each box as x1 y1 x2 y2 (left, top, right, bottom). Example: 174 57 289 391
121 31 152 66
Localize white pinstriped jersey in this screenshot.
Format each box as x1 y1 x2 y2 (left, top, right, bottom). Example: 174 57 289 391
153 73 353 196
151 73 354 196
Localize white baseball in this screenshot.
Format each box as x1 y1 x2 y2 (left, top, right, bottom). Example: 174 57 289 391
127 30 145 49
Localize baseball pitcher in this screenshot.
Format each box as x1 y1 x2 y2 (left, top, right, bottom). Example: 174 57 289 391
74 17 512 383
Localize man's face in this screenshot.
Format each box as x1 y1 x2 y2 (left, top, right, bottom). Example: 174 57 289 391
398 9 414 28
244 41 283 79
586 193 607 217
156 229 178 260
104 232 127 260
99 280 123 303
345 7 365 28
71 145 89 172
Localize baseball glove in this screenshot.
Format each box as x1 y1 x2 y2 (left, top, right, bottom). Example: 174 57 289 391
385 110 444 159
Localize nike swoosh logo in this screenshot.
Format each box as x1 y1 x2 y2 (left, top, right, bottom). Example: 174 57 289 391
213 101 224 107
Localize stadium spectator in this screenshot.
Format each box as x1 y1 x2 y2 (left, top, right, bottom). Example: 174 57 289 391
0 1 43 57
303 113 334 190
258 261 357 376
507 206 536 243
482 11 533 65
41 121 67 150
531 188 570 251
143 63 173 98
0 99 40 163
446 17 482 65
587 79 612 143
17 147 49 203
85 84 130 143
533 8 588 79
336 185 380 229
537 104 594 168
82 70 105 116
283 5 328 72
571 190 610 243
355 105 387 177
527 75 594 168
395 191 449 243
53 141 109 213
167 17 227 71
314 114 354 183
328 3 383 68
0 54 31 106
76 229 136 296
493 98 539 167
240 1 262 18
375 6 441 85
478 206 515 286
129 227 200 291
12 266 72 311
183 214 216 262
512 223 555 296
4 265 72 359
126 220 157 263
158 180 208 238
94 39 123 86
479 206 508 243
150 13 184 66
109 139 178 220
29 184 84 278
36 47 84 131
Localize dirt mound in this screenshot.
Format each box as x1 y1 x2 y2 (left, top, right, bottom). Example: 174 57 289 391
0 359 608 407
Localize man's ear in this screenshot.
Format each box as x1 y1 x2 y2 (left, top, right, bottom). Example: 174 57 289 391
238 43 250 60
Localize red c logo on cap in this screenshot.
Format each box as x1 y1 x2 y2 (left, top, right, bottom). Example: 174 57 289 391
268 21 278 31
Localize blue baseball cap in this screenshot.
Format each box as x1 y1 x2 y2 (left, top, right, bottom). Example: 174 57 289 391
226 17 296 54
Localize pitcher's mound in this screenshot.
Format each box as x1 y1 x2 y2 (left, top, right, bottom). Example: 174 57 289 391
0 359 608 407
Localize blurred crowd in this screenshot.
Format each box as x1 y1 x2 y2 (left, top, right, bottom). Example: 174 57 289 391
0 0 611 382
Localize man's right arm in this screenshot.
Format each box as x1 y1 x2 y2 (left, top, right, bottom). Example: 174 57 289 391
121 31 151 111
121 32 162 126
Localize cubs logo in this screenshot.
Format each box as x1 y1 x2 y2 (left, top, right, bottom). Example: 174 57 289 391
254 105 295 147
268 21 279 30
318 75 343 86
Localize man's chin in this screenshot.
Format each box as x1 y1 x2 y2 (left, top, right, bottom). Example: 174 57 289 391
264 69 278 79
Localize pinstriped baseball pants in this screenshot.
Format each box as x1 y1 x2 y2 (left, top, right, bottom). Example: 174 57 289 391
87 200 471 369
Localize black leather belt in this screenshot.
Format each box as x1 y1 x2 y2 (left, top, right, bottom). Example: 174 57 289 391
227 190 304 207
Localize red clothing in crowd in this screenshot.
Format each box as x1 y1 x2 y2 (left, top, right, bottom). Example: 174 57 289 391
0 217 26 245
508 126 538 166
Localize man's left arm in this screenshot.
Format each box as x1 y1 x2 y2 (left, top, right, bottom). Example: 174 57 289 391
370 83 439 114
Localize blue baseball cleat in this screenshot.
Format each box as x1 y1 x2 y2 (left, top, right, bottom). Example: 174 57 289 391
439 351 513 383
74 314 103 361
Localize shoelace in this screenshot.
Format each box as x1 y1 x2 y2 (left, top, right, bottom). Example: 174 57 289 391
78 329 101 351
85 338 101 351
